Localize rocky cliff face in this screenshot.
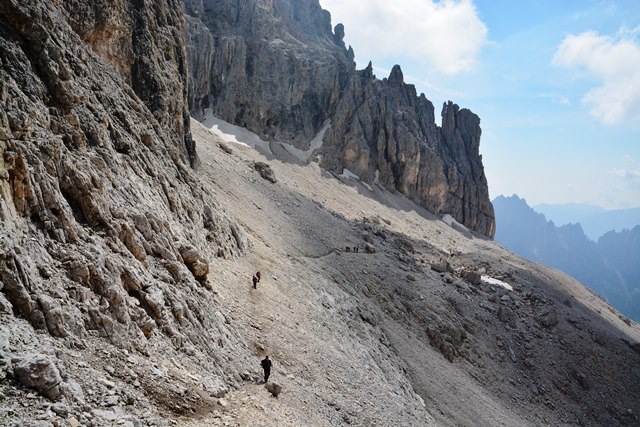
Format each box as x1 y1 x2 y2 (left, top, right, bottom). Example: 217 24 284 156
1 2 640 425
321 64 495 237
184 0 495 237
1 0 248 418
184 0 354 148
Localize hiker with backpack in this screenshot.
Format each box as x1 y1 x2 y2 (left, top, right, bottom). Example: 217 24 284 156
261 355 272 383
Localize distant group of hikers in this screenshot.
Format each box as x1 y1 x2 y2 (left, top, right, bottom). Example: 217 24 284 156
345 245 359 253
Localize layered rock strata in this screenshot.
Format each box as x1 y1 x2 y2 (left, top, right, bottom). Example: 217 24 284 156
0 0 247 366
184 0 354 148
184 0 495 237
321 64 494 236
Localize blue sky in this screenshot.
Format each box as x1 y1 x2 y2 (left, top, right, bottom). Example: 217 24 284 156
319 0 640 209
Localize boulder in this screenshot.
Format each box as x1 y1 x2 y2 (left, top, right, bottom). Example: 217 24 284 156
463 270 482 285
265 382 283 398
253 162 277 183
498 306 517 328
12 354 63 400
431 260 453 274
538 309 560 328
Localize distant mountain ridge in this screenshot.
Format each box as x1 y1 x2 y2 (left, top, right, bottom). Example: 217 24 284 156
533 202 640 241
494 195 640 321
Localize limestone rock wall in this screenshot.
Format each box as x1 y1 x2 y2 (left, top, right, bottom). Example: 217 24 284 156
0 0 247 362
185 0 495 237
61 0 198 166
321 64 495 237
184 0 354 148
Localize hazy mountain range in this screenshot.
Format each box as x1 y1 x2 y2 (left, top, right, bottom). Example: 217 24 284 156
494 195 640 322
534 202 640 241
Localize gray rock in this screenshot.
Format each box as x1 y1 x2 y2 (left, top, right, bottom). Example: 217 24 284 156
253 162 277 183
538 309 560 328
103 395 119 407
50 402 69 417
12 354 63 400
203 378 228 398
462 270 482 285
265 382 283 398
498 306 517 328
59 379 85 404
455 281 470 292
431 260 453 274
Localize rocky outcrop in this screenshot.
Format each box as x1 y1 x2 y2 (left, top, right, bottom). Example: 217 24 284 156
184 0 495 236
184 0 354 147
12 354 65 401
61 0 197 166
0 0 247 360
321 64 495 237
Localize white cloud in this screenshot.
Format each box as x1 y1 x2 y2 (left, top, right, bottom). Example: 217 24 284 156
552 31 640 125
606 156 640 208
610 155 640 179
611 168 640 178
319 0 488 75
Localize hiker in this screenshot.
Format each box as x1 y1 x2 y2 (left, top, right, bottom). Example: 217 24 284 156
256 271 261 282
252 275 258 289
261 355 272 383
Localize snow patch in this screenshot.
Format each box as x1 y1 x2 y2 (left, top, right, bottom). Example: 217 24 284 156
442 214 469 231
339 168 360 180
201 109 330 163
278 120 330 163
481 275 513 291
338 168 374 191
202 109 271 153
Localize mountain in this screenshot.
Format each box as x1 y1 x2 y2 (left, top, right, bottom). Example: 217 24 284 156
495 195 640 322
534 202 640 241
183 0 495 237
1 1 640 426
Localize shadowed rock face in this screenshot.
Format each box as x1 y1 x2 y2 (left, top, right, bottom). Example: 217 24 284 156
184 0 495 237
184 0 354 148
61 0 197 166
0 0 246 354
